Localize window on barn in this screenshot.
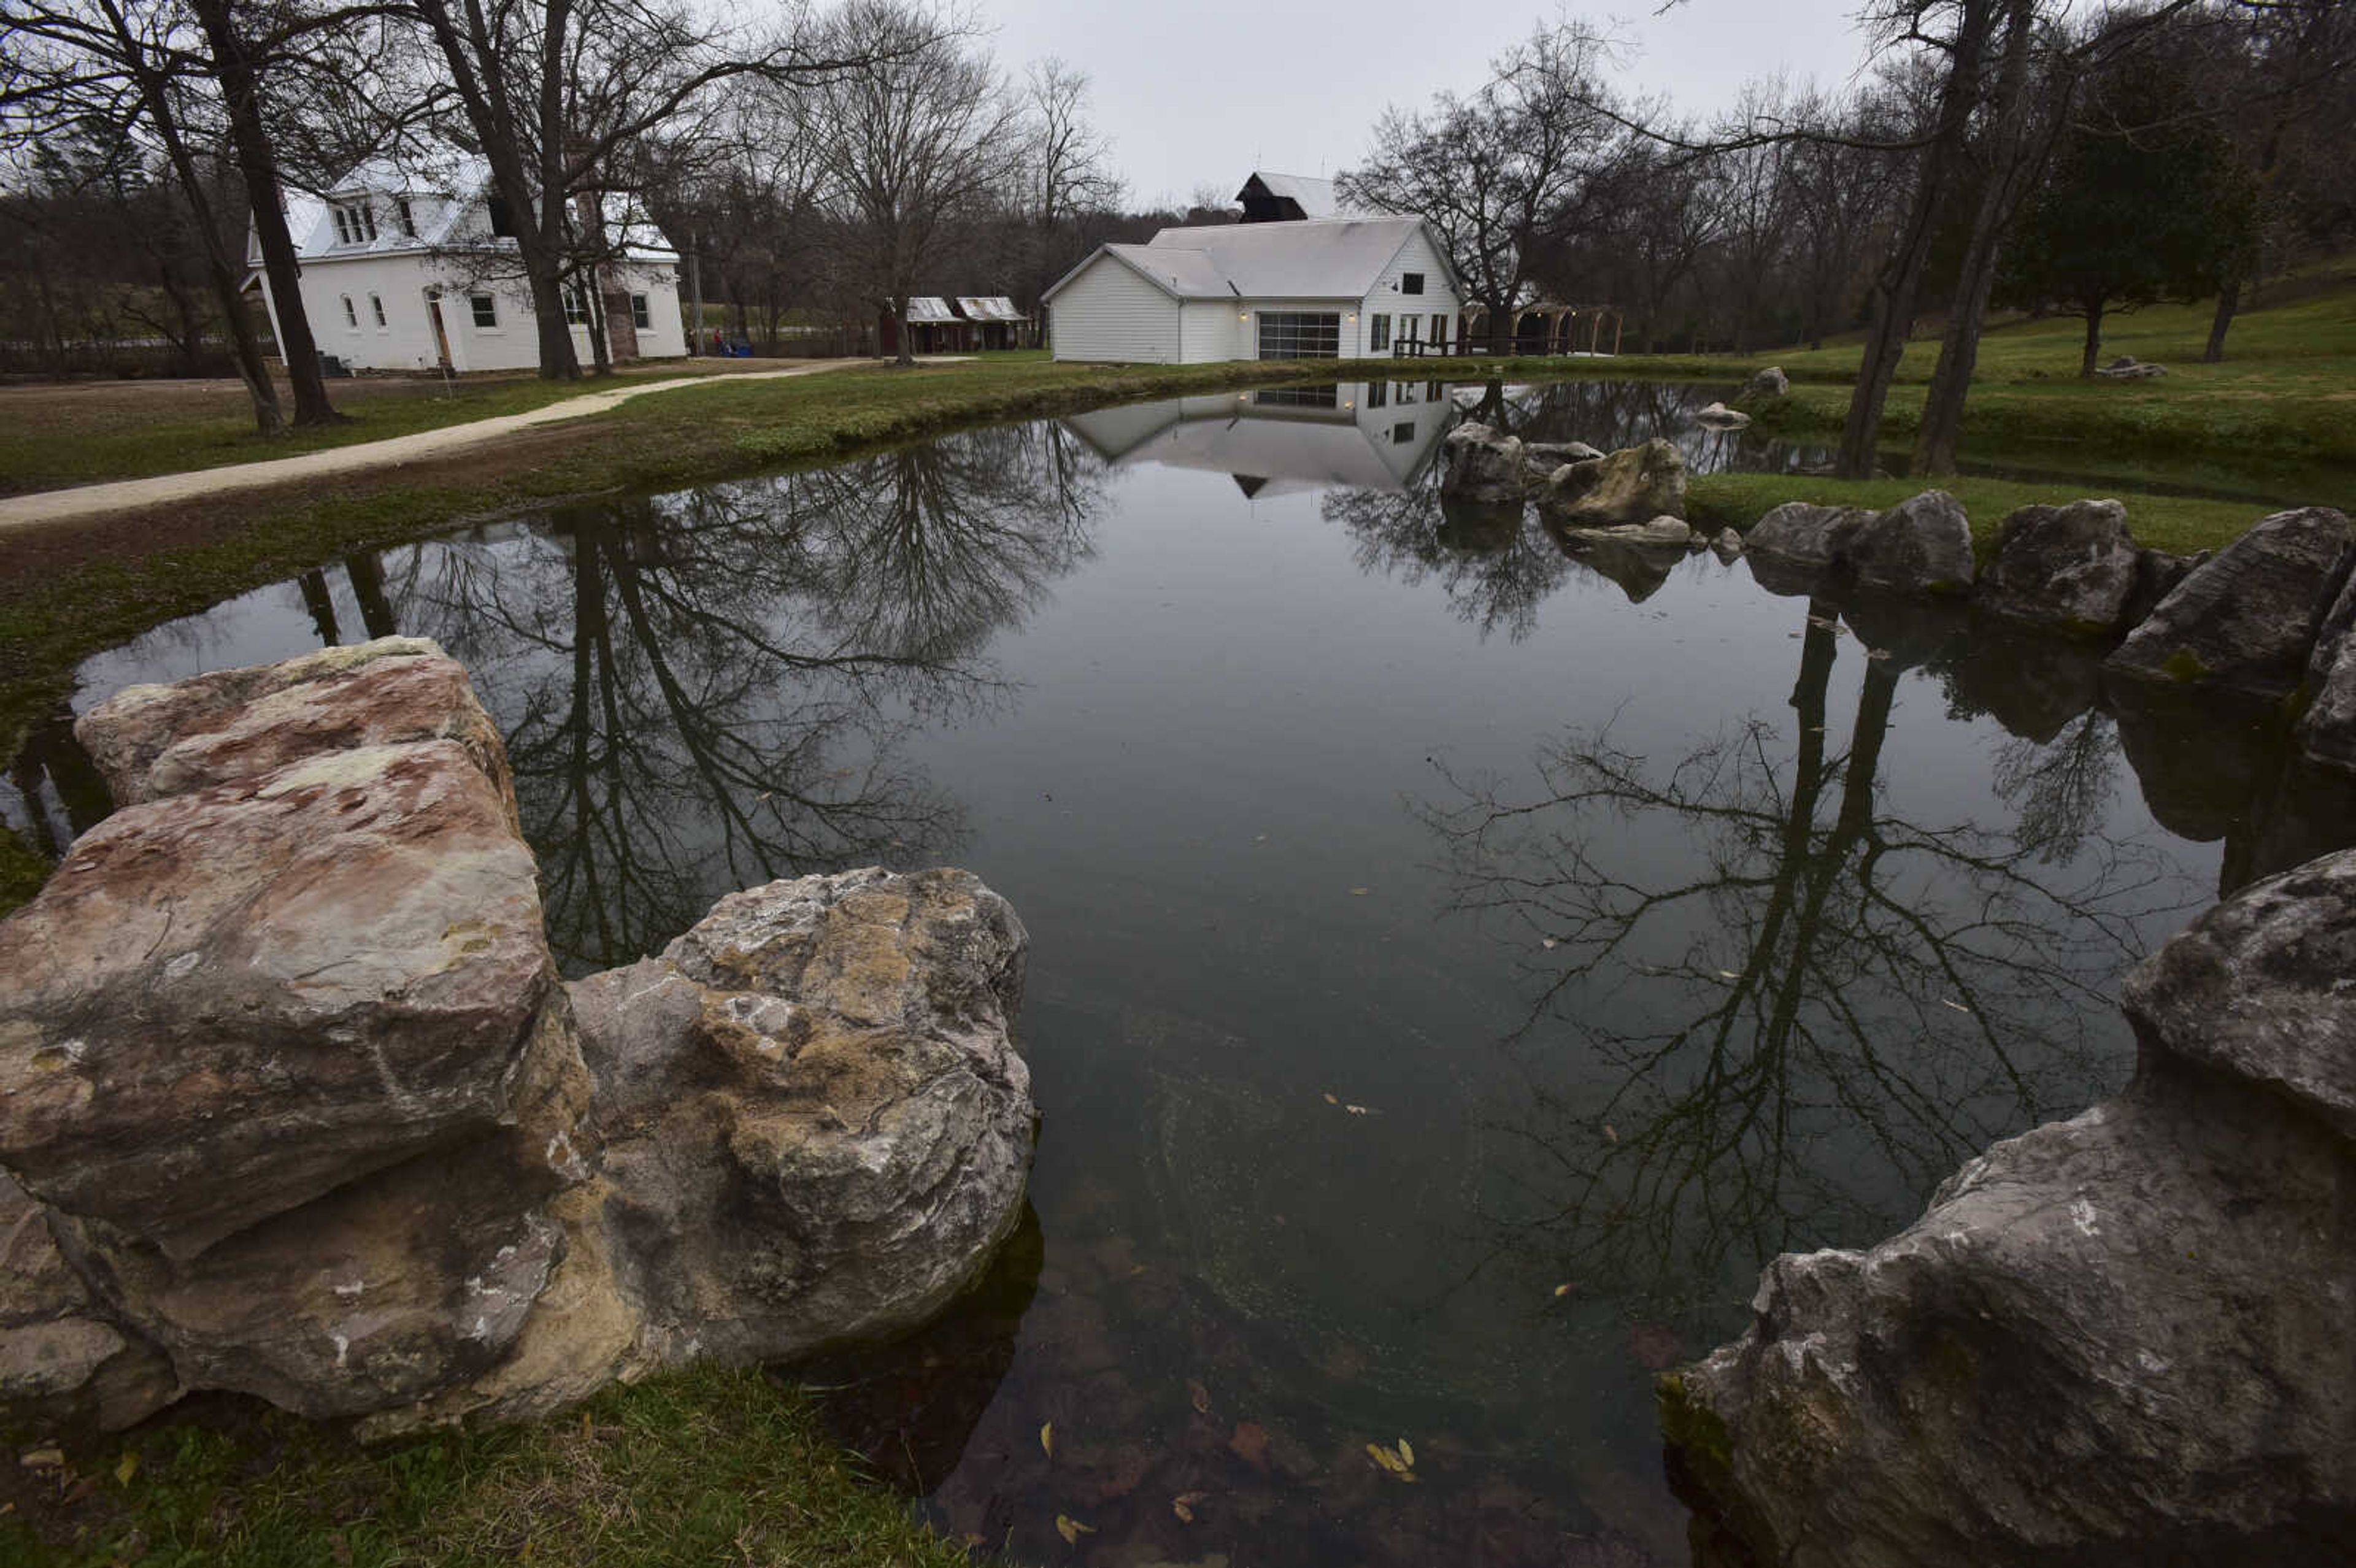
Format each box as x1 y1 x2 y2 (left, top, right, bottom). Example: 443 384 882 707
1255 311 1340 360
630 294 652 330
1369 313 1390 352
340 294 358 329
369 294 387 328
469 294 498 328
1401 272 1424 295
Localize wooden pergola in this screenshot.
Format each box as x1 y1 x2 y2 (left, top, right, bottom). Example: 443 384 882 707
1462 302 1625 356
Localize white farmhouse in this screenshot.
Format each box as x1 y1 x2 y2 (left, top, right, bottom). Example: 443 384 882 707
250 154 688 374
1042 215 1463 365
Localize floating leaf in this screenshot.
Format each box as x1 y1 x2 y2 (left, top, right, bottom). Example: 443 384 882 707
1396 1437 1415 1468
18 1448 63 1470
1552 1281 1578 1299
1172 1490 1209 1523
1345 1104 1370 1116
1365 1440 1418 1481
1054 1513 1096 1544
1349 887 1371 896
1322 1093 1339 1105
113 1451 137 1486
1717 969 1741 980
1188 1379 1212 1415
1603 1124 1619 1142
1039 1421 1054 1461
1941 998 1972 1013
1541 937 1558 950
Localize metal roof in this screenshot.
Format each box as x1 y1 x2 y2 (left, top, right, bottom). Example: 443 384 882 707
903 296 960 322
955 296 1028 322
1044 215 1456 305
1237 171 1351 218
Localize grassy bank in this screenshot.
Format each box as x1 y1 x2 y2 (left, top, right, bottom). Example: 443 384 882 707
1755 271 2356 475
1 1367 978 1568
1685 471 2255 559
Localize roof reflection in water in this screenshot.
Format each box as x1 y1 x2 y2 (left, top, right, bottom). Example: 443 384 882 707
1063 380 1456 496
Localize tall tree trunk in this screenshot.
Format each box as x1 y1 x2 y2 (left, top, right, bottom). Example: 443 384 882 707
1912 0 2044 478
2079 300 2104 377
188 0 339 425
1836 0 1998 480
2203 279 2240 363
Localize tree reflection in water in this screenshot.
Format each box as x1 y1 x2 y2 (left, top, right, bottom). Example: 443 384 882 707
1418 596 2204 1315
383 421 1103 970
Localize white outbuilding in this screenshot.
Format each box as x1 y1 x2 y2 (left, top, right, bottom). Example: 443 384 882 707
250 151 687 375
1041 215 1463 365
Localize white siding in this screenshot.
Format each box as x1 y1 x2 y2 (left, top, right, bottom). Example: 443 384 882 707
1179 301 1242 363
1049 255 1180 363
266 252 685 374
1363 226 1461 348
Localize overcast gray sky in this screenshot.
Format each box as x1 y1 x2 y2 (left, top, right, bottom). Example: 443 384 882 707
976 1 1884 209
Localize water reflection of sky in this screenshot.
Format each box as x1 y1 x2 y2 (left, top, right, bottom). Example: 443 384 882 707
9 392 2354 1568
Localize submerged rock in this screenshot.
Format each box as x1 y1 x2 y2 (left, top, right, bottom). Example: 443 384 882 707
1739 366 1789 401
1664 846 2356 1566
1979 499 2142 634
1541 437 1688 528
2106 507 2354 696
1438 422 1526 505
0 643 1035 1433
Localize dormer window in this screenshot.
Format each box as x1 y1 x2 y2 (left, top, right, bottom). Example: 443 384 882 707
395 198 417 238
330 201 379 246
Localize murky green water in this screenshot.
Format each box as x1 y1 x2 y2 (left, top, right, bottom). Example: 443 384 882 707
10 379 2352 1566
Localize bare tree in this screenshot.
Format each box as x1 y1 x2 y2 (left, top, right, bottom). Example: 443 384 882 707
1015 57 1119 313
1340 20 1630 353
812 0 1018 367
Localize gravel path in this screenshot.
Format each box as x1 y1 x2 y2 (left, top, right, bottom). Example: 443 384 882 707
0 360 858 532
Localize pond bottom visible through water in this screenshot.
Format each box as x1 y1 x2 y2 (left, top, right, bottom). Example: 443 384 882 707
8 380 2351 1567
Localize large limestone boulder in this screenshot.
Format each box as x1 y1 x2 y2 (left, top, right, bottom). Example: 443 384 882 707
1744 501 1873 569
1541 437 1688 527
0 639 595 1422
1739 366 1789 401
0 1174 176 1433
1438 422 1526 505
2295 571 2356 772
0 739 574 1256
569 867 1034 1366
1663 848 2356 1566
2106 507 2354 696
1844 489 1974 596
1979 499 2142 634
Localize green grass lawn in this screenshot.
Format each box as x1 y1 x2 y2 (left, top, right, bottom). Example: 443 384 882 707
1 1367 980 1568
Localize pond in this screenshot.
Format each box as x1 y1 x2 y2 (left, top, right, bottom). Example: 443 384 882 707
10 379 2355 1566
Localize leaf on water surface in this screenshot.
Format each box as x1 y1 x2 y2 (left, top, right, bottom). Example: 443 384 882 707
1941 998 1973 1013
1188 1378 1213 1415
18 1448 63 1470
1229 1420 1271 1471
1717 970 1740 980
1397 1437 1415 1468
1349 887 1371 896
1322 1092 1339 1105
1603 1124 1618 1142
1541 937 1558 950
1365 1441 1417 1481
1054 1513 1096 1544
1552 1281 1578 1299
1172 1490 1209 1523
1040 1420 1055 1461
1345 1104 1372 1116
113 1451 137 1486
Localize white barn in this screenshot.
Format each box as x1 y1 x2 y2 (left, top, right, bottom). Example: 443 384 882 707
1041 215 1463 366
250 153 688 374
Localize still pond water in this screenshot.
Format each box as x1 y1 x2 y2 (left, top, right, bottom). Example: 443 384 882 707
10 378 2355 1566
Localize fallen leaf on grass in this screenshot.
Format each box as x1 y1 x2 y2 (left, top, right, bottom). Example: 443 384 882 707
1172 1490 1209 1523
1039 1420 1055 1460
1054 1513 1096 1544
1229 1420 1271 1471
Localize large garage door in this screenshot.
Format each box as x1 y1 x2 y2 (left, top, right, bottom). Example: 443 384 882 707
1257 312 1341 359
